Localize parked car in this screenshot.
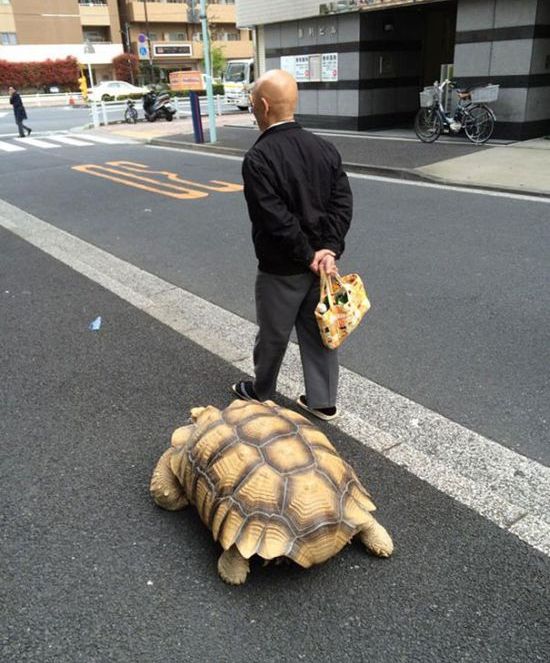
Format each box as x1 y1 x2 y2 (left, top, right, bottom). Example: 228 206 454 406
88 80 148 102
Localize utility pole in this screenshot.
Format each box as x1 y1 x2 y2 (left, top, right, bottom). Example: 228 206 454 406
142 0 155 84
200 0 217 143
122 22 135 85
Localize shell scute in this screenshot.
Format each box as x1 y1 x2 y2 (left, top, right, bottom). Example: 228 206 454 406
208 441 262 497
285 470 340 534
263 435 315 474
234 464 285 514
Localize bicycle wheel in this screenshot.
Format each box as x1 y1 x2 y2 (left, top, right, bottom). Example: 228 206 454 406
124 108 138 124
414 107 442 143
464 105 495 144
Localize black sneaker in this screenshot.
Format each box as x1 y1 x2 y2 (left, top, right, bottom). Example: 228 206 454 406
27 128 32 136
296 395 339 421
231 381 259 402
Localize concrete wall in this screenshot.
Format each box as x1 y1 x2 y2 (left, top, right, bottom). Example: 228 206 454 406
454 0 550 138
237 0 323 28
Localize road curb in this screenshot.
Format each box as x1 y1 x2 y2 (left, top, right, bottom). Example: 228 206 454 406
148 137 550 199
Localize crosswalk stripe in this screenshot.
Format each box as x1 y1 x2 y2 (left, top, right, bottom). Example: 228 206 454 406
0 141 25 152
71 133 130 145
46 135 94 147
14 137 61 149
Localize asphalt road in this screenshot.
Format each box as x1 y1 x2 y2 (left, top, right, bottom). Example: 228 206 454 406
0 141 547 465
0 106 90 136
2 228 548 663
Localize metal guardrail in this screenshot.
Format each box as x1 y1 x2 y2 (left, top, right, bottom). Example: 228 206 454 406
88 95 242 128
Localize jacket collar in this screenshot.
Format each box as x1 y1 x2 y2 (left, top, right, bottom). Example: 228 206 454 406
254 121 301 145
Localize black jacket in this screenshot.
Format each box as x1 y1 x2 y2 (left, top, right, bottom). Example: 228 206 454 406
242 122 353 275
10 92 27 123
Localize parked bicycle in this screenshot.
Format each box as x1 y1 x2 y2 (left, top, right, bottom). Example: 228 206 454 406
414 79 498 145
124 99 138 124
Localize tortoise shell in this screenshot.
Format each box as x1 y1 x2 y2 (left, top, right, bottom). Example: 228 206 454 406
174 400 376 568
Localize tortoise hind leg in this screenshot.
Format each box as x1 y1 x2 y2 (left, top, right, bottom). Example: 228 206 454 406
150 448 188 511
217 546 250 585
358 513 394 558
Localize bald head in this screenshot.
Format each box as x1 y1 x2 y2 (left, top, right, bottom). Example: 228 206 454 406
251 69 298 132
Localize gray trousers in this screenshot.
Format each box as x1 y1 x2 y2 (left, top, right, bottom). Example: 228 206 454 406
253 270 339 409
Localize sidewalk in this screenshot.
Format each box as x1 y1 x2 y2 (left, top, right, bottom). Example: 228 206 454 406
91 112 550 198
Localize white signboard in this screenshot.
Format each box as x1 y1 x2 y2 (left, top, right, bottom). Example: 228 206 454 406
281 53 338 83
309 54 321 82
280 56 296 78
321 53 338 82
294 55 310 82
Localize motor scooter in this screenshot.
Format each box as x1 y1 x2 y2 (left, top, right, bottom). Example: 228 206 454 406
143 90 176 122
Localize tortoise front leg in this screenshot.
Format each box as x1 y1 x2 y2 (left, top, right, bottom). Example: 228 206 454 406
217 546 250 585
358 514 394 558
150 448 189 511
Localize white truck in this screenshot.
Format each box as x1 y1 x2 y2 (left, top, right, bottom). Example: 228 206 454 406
223 58 255 110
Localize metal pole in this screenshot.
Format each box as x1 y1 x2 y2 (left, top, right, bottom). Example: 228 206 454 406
199 0 217 143
143 0 155 84
87 60 95 89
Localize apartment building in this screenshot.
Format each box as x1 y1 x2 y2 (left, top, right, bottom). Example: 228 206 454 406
117 0 253 79
237 0 550 140
0 0 124 82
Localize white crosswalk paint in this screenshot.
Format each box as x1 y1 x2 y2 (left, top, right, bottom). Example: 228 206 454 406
71 133 131 145
14 137 61 149
45 135 94 147
0 141 25 152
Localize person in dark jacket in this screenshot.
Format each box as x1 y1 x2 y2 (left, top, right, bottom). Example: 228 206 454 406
232 69 353 420
8 86 32 138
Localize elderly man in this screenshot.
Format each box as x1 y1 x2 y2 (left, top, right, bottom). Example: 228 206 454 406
232 69 353 420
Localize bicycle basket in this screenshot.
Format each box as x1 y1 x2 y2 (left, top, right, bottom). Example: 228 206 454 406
419 87 437 107
470 84 499 103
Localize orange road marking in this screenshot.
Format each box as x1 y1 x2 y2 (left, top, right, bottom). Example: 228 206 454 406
72 164 208 199
72 160 243 199
107 161 244 193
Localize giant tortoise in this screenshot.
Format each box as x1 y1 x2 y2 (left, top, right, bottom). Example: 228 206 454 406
150 399 393 584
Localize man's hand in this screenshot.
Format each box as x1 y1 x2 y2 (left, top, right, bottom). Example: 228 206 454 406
319 253 338 276
310 249 336 275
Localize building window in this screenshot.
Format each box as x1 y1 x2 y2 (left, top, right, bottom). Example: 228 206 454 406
1 32 17 45
0 0 11 5
165 32 187 42
83 27 111 43
78 1 107 5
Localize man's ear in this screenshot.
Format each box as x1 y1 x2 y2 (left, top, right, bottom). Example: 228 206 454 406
261 96 269 116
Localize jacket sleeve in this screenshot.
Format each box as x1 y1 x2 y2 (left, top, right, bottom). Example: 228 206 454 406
322 152 353 258
242 153 315 266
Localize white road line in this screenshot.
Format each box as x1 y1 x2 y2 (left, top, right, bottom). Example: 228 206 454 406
0 197 548 557
147 145 550 204
71 133 132 145
0 141 25 152
46 135 94 147
14 137 61 149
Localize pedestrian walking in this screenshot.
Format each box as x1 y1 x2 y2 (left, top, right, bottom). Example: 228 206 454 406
8 86 32 138
232 69 353 420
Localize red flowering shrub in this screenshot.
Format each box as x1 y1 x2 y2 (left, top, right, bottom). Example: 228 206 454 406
0 57 80 91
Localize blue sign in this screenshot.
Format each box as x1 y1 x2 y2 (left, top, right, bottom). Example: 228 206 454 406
139 46 149 57
138 33 147 44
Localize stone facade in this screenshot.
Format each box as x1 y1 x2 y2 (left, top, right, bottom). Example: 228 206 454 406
240 0 550 139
